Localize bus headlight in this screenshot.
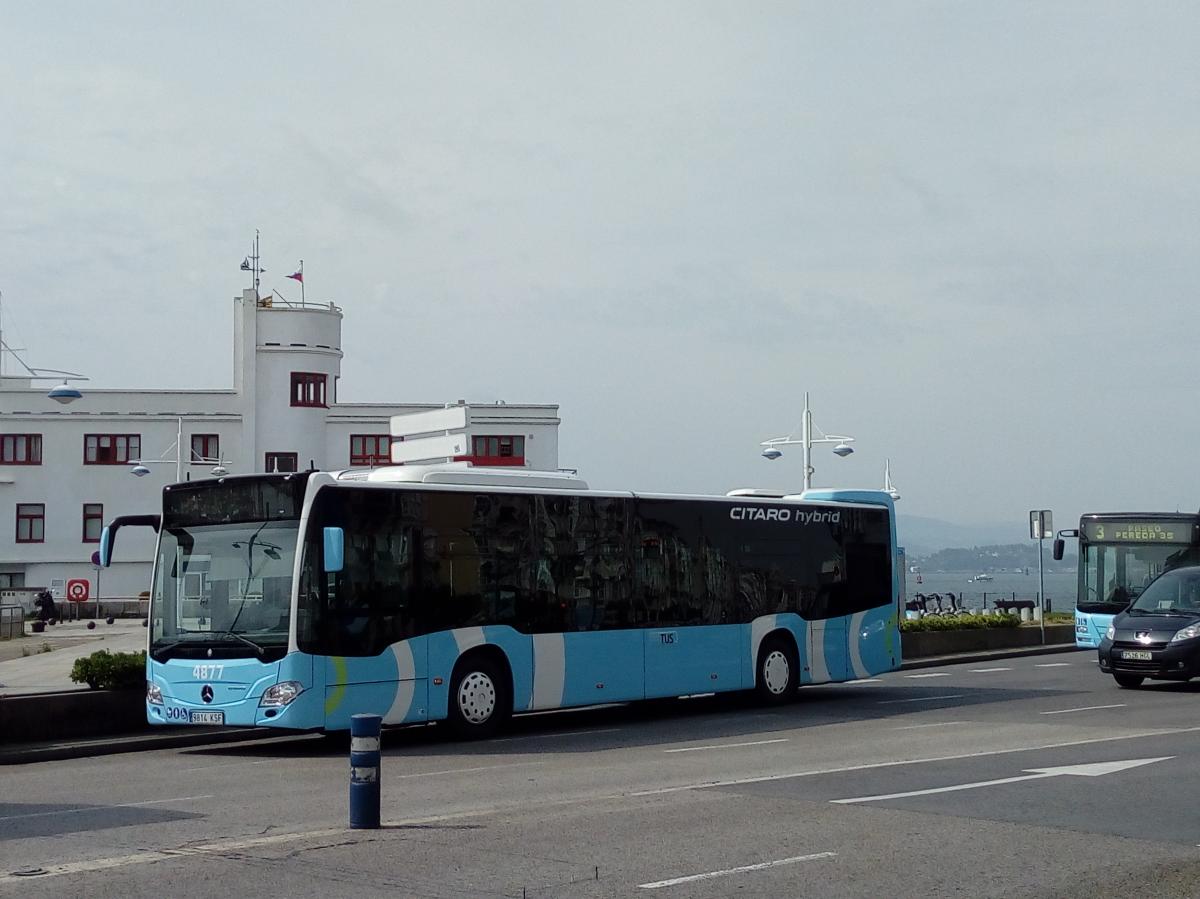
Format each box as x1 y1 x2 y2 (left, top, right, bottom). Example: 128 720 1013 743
1170 625 1200 643
1106 625 1115 641
146 681 163 705
259 681 304 707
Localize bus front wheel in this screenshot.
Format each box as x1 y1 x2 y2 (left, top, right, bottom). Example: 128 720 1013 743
1113 673 1144 689
756 635 798 704
446 655 511 739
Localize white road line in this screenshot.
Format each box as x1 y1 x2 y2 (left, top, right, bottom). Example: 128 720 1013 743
491 728 622 743
905 673 951 679
638 852 837 888
1040 704 1126 716
844 678 881 684
394 762 539 780
665 739 788 754
1035 663 1072 668
894 721 965 730
969 667 1012 673
630 724 1200 796
877 694 966 705
832 757 1172 805
0 795 214 822
180 760 272 773
833 772 1060 804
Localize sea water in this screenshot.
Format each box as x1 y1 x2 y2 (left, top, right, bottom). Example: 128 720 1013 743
906 568 1077 612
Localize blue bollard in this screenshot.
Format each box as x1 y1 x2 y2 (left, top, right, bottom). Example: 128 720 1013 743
349 713 382 829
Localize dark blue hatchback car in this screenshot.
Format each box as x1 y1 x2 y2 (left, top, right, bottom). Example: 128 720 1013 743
1098 565 1200 688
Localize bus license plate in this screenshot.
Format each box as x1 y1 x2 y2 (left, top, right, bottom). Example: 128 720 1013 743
1121 650 1152 661
190 711 225 725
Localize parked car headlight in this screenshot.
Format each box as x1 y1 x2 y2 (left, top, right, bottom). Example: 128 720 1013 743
146 680 163 705
1170 625 1200 643
259 681 304 707
1106 625 1115 640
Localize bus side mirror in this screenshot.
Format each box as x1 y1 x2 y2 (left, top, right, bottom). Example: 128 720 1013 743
323 527 344 573
1052 539 1064 561
99 527 112 567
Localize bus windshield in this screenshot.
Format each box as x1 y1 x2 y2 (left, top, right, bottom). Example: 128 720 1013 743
149 474 308 655
1080 542 1200 615
152 520 299 647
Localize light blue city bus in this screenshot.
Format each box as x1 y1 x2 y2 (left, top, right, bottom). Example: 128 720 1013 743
100 465 902 737
1055 513 1200 648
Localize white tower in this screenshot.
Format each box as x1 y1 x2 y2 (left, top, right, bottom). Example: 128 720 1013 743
233 289 343 472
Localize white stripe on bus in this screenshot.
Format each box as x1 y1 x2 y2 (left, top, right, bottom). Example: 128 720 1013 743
384 640 416 724
808 620 831 684
848 611 868 679
531 633 566 710
749 615 778 687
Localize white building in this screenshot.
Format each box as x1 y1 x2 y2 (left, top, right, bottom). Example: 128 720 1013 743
0 288 560 603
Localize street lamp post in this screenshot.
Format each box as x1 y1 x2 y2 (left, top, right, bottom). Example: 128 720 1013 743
129 417 229 481
760 392 855 491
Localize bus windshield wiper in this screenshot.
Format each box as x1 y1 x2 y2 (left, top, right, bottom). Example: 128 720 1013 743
210 630 266 656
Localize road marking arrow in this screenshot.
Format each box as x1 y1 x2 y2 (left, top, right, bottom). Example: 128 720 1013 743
832 757 1173 804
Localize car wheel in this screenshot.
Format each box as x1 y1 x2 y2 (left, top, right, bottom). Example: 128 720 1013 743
755 635 799 704
1113 673 1144 689
446 655 511 739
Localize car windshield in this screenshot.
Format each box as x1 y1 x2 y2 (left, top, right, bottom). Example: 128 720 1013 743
151 520 299 645
1127 567 1200 615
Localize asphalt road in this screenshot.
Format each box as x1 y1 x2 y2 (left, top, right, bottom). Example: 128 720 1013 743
3 649 1200 898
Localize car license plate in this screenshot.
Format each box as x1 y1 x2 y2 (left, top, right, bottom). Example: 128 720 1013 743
1121 650 1152 661
190 711 225 725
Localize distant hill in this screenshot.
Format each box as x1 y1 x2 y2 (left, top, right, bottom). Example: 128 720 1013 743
914 543 1076 571
897 515 1030 556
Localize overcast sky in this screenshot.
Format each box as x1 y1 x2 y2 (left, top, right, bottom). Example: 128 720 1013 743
2 2 1198 529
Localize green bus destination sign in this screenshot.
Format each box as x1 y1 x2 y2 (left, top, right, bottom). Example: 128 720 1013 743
1082 520 1196 544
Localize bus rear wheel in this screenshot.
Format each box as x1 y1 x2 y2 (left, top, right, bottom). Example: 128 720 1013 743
756 635 798 704
1113 673 1144 689
446 655 511 739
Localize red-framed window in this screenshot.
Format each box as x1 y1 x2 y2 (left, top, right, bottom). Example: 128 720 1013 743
265 452 299 473
16 503 45 543
350 434 391 467
455 435 526 467
1 434 42 465
290 372 328 408
85 434 140 465
190 434 220 463
82 503 103 543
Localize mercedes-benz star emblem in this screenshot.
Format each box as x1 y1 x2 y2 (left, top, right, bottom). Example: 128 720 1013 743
201 685 214 704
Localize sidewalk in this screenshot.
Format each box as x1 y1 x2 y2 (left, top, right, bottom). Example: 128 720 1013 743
901 641 1083 669
0 619 147 696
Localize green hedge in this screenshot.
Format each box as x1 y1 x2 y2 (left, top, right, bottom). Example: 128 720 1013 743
900 613 1022 632
70 649 147 690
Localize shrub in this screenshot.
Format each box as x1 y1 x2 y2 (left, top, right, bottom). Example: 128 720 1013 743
70 649 147 690
900 613 1022 633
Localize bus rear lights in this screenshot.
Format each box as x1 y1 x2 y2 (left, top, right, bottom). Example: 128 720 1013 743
259 681 304 707
146 681 163 705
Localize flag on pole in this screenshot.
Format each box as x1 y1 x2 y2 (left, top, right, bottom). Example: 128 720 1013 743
287 270 303 283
